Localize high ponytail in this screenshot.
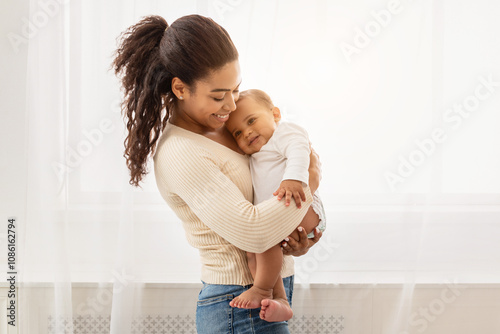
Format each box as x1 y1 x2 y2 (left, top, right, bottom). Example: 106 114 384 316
113 15 238 186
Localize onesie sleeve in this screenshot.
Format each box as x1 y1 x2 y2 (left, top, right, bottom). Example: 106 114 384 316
273 122 311 185
155 141 313 253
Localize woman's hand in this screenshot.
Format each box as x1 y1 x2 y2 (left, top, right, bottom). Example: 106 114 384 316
308 146 321 195
281 227 323 257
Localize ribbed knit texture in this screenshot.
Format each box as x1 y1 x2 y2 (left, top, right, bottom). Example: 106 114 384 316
153 122 313 285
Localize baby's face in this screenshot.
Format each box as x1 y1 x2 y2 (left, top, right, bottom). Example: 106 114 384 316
225 98 278 154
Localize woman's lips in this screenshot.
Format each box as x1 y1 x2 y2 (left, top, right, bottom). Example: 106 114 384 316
213 113 230 122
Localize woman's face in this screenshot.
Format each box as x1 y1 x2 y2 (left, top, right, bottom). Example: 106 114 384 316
178 60 242 133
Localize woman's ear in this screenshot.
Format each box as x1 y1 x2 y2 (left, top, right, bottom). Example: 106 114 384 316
272 107 281 123
171 77 187 100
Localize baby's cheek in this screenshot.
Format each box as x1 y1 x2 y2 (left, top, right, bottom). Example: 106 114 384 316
237 139 246 149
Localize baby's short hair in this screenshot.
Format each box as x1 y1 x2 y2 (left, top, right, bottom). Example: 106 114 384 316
238 89 275 111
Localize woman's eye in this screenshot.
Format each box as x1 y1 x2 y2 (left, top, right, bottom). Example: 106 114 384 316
213 97 224 102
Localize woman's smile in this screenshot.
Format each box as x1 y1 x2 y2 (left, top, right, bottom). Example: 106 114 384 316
213 112 231 122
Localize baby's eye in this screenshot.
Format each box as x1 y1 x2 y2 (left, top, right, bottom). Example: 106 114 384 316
234 130 241 138
248 118 256 125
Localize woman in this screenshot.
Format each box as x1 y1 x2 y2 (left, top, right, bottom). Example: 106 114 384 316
113 14 322 333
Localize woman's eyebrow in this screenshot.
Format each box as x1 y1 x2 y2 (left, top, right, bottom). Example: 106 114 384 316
210 81 242 93
211 88 231 92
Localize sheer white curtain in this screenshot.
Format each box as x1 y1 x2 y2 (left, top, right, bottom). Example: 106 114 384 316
4 0 500 333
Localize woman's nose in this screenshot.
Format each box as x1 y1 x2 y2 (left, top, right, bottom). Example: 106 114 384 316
223 95 237 111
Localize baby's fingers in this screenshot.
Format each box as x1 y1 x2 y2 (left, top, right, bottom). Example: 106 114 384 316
275 188 286 201
299 188 306 202
293 190 302 208
285 190 293 206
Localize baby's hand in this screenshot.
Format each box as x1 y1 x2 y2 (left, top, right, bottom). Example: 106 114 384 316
273 180 306 208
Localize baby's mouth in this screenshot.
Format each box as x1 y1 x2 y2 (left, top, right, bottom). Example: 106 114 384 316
248 135 259 146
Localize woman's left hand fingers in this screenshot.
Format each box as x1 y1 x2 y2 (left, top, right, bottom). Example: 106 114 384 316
291 227 308 248
282 227 309 256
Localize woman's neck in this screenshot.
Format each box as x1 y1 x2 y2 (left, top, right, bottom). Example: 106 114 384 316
204 126 245 154
169 112 205 135
169 114 244 154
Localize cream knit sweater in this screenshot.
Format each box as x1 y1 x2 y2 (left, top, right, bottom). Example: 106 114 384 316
154 122 313 286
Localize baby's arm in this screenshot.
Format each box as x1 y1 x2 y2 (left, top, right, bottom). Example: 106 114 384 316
272 122 311 208
273 179 306 208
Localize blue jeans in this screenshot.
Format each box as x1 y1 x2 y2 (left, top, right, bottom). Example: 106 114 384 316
196 276 294 334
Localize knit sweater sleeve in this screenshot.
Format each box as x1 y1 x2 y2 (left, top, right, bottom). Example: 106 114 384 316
155 140 313 253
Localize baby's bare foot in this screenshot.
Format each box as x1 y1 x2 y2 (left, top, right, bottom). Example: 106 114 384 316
259 298 293 322
229 286 273 309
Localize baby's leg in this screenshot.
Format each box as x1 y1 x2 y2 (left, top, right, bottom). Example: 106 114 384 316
246 252 257 277
288 206 320 241
230 245 294 321
259 273 294 322
230 245 282 309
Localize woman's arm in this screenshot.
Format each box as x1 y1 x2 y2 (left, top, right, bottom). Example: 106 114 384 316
155 141 313 254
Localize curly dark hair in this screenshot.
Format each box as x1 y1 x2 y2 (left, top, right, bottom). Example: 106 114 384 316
113 15 238 186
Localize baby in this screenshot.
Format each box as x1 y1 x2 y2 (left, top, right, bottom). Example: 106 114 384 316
226 89 326 322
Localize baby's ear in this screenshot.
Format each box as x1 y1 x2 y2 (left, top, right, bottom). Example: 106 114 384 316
272 107 281 122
